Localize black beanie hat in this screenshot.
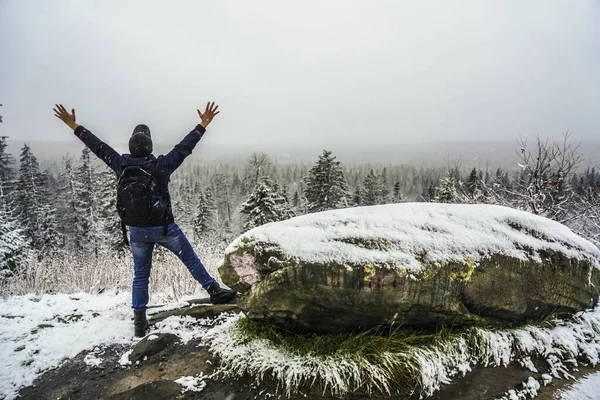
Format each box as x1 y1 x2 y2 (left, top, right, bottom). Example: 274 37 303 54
129 124 153 157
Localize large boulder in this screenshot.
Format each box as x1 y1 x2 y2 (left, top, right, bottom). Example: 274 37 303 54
219 203 600 333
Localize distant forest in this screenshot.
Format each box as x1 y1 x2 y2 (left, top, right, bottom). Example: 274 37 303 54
1 121 599 282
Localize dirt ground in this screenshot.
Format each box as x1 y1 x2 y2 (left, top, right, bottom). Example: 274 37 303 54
17 335 600 400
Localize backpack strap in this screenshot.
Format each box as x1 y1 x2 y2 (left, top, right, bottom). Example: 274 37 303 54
148 161 170 237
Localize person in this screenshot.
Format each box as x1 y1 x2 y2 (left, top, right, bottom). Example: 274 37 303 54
53 102 237 337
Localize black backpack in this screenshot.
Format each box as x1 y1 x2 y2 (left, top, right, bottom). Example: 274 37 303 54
116 163 168 244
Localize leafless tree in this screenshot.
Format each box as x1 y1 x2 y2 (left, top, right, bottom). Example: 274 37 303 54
512 132 583 222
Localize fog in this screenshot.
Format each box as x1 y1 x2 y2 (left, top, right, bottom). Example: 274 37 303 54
1 0 599 156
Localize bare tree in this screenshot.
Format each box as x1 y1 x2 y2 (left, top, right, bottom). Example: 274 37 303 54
512 132 583 222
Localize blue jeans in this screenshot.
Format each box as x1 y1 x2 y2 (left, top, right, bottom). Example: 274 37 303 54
129 223 214 311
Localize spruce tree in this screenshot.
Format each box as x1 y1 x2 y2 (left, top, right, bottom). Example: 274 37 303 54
303 150 349 213
96 164 123 251
193 188 214 241
434 172 460 203
172 183 195 232
36 171 62 253
240 177 293 232
292 190 300 208
56 156 80 252
14 144 61 254
393 179 404 202
361 169 389 206
352 185 362 206
73 147 103 254
465 167 479 196
0 124 28 270
0 204 28 271
0 136 15 194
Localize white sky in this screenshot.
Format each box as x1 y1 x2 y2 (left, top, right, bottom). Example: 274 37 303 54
1 0 599 150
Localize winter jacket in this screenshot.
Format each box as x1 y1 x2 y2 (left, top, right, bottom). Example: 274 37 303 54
73 124 206 226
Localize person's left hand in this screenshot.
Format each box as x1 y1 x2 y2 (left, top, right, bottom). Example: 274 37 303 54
53 104 78 130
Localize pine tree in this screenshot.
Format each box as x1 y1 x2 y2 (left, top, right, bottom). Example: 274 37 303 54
0 130 28 270
292 190 300 208
381 167 388 188
206 171 234 233
36 171 62 253
303 150 350 212
96 164 123 251
465 167 479 196
56 156 80 252
0 204 28 272
14 144 61 254
240 177 293 232
73 148 103 254
361 169 389 206
0 136 15 195
433 172 460 203
393 179 404 202
352 185 362 206
193 188 214 241
173 183 195 232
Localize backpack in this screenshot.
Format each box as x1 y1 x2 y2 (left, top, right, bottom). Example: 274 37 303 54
116 163 168 244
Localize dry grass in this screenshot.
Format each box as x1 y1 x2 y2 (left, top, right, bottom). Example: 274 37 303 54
0 240 225 298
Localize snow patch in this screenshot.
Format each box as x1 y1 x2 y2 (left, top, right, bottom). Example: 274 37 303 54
83 347 104 367
175 372 207 393
556 371 600 399
152 312 237 345
0 292 134 400
118 349 133 366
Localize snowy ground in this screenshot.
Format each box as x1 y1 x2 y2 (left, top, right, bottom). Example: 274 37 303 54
2 291 600 400
0 291 211 400
556 371 600 399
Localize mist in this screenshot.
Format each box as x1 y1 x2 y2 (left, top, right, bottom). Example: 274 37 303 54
1 0 599 156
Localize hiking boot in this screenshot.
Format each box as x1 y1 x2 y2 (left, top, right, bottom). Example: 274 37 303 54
133 310 149 338
207 281 237 304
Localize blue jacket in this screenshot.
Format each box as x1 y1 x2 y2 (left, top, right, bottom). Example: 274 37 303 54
74 124 206 226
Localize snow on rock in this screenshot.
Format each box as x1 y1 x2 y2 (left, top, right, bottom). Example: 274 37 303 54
146 300 191 315
0 292 134 400
225 203 600 272
556 371 600 399
175 373 208 393
153 315 215 344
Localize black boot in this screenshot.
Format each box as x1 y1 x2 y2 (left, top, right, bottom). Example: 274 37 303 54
133 310 149 338
207 281 237 304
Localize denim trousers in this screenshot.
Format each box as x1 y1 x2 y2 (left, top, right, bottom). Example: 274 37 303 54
129 223 214 311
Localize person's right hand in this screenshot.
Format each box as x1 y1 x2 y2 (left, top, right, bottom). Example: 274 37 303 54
198 102 220 129
53 104 79 131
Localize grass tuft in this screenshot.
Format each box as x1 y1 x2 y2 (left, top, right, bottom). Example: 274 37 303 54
203 307 600 399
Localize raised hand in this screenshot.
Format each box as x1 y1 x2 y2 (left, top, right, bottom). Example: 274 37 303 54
53 104 78 130
197 102 220 128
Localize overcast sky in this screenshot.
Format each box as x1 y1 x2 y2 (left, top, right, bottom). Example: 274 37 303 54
1 0 599 150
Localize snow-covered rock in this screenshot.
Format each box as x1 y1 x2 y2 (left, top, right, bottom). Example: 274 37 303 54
220 203 600 332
